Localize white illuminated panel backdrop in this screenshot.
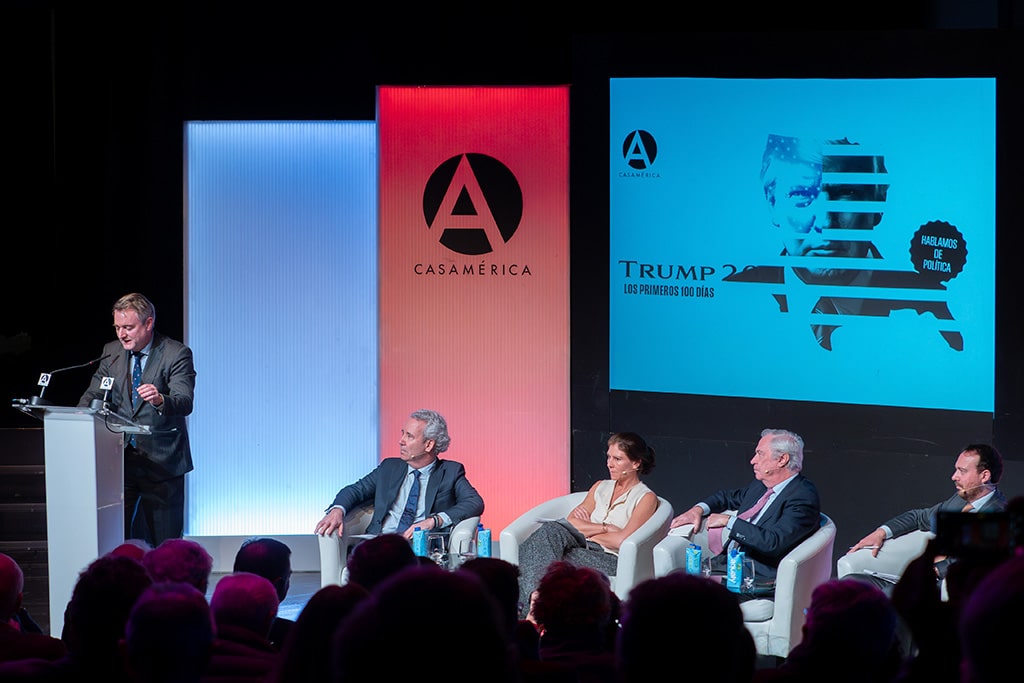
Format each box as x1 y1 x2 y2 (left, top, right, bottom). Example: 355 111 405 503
185 121 378 536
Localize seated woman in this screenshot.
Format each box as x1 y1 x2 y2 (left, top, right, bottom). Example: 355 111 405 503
516 432 657 618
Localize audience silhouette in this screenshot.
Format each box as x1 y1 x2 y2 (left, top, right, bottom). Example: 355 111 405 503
5 499 1024 683
888 538 996 683
0 554 153 682
123 582 214 683
330 565 517 683
958 553 1024 683
618 573 756 683
232 537 294 650
756 579 901 683
0 553 66 663
532 561 615 659
142 539 214 594
345 532 418 592
521 560 617 683
108 540 153 563
267 583 369 683
458 557 540 662
204 571 280 682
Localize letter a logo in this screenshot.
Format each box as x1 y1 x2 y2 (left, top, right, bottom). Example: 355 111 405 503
422 153 523 255
622 130 658 170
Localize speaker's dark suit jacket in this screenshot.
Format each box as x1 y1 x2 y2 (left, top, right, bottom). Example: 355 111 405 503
329 457 484 534
77 332 196 479
703 473 821 583
884 488 1008 538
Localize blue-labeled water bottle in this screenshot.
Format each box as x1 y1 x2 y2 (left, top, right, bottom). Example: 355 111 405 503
685 543 702 575
726 548 744 592
412 526 427 557
477 523 491 558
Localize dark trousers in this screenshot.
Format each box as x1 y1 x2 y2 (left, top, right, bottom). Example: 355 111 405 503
517 520 619 618
124 445 185 547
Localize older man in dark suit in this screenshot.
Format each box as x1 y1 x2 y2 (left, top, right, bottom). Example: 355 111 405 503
314 409 484 541
78 292 196 547
669 428 821 590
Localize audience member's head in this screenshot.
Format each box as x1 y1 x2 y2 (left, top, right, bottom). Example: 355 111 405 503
458 557 522 631
123 582 214 683
618 574 755 683
268 583 369 683
782 579 900 682
233 537 293 603
331 566 515 683
458 556 539 661
804 578 897 648
209 572 279 639
959 555 1024 683
0 553 25 622
532 561 613 643
345 533 417 592
142 539 214 593
108 539 153 563
63 554 154 663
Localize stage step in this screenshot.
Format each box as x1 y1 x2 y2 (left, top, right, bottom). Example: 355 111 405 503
0 428 50 634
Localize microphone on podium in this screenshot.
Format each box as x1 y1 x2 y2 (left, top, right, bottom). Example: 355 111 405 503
89 376 117 413
29 353 110 406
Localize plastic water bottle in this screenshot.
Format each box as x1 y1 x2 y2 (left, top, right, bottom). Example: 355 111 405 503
477 523 491 558
412 526 427 556
685 543 702 575
726 548 744 592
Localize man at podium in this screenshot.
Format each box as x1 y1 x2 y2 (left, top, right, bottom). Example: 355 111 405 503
78 292 196 547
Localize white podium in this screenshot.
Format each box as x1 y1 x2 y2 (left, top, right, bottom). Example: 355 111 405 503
11 401 148 635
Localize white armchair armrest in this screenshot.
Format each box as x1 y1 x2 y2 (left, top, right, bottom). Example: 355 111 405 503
499 492 587 566
499 491 673 600
614 497 674 598
837 530 933 580
318 504 481 585
653 529 693 578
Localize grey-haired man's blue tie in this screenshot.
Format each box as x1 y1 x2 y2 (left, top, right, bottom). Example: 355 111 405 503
397 470 421 533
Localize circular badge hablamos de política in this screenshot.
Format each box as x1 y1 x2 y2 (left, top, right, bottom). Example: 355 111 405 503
908 220 967 284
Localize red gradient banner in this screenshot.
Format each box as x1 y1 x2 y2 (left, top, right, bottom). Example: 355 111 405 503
378 86 570 536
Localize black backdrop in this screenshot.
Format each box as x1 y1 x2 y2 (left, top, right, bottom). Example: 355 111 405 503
4 4 1024 569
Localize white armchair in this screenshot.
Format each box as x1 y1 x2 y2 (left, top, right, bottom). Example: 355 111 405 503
653 512 837 658
318 502 480 587
498 491 674 600
836 529 933 584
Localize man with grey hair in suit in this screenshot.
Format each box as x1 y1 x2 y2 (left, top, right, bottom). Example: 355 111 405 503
314 409 484 541
669 428 821 591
